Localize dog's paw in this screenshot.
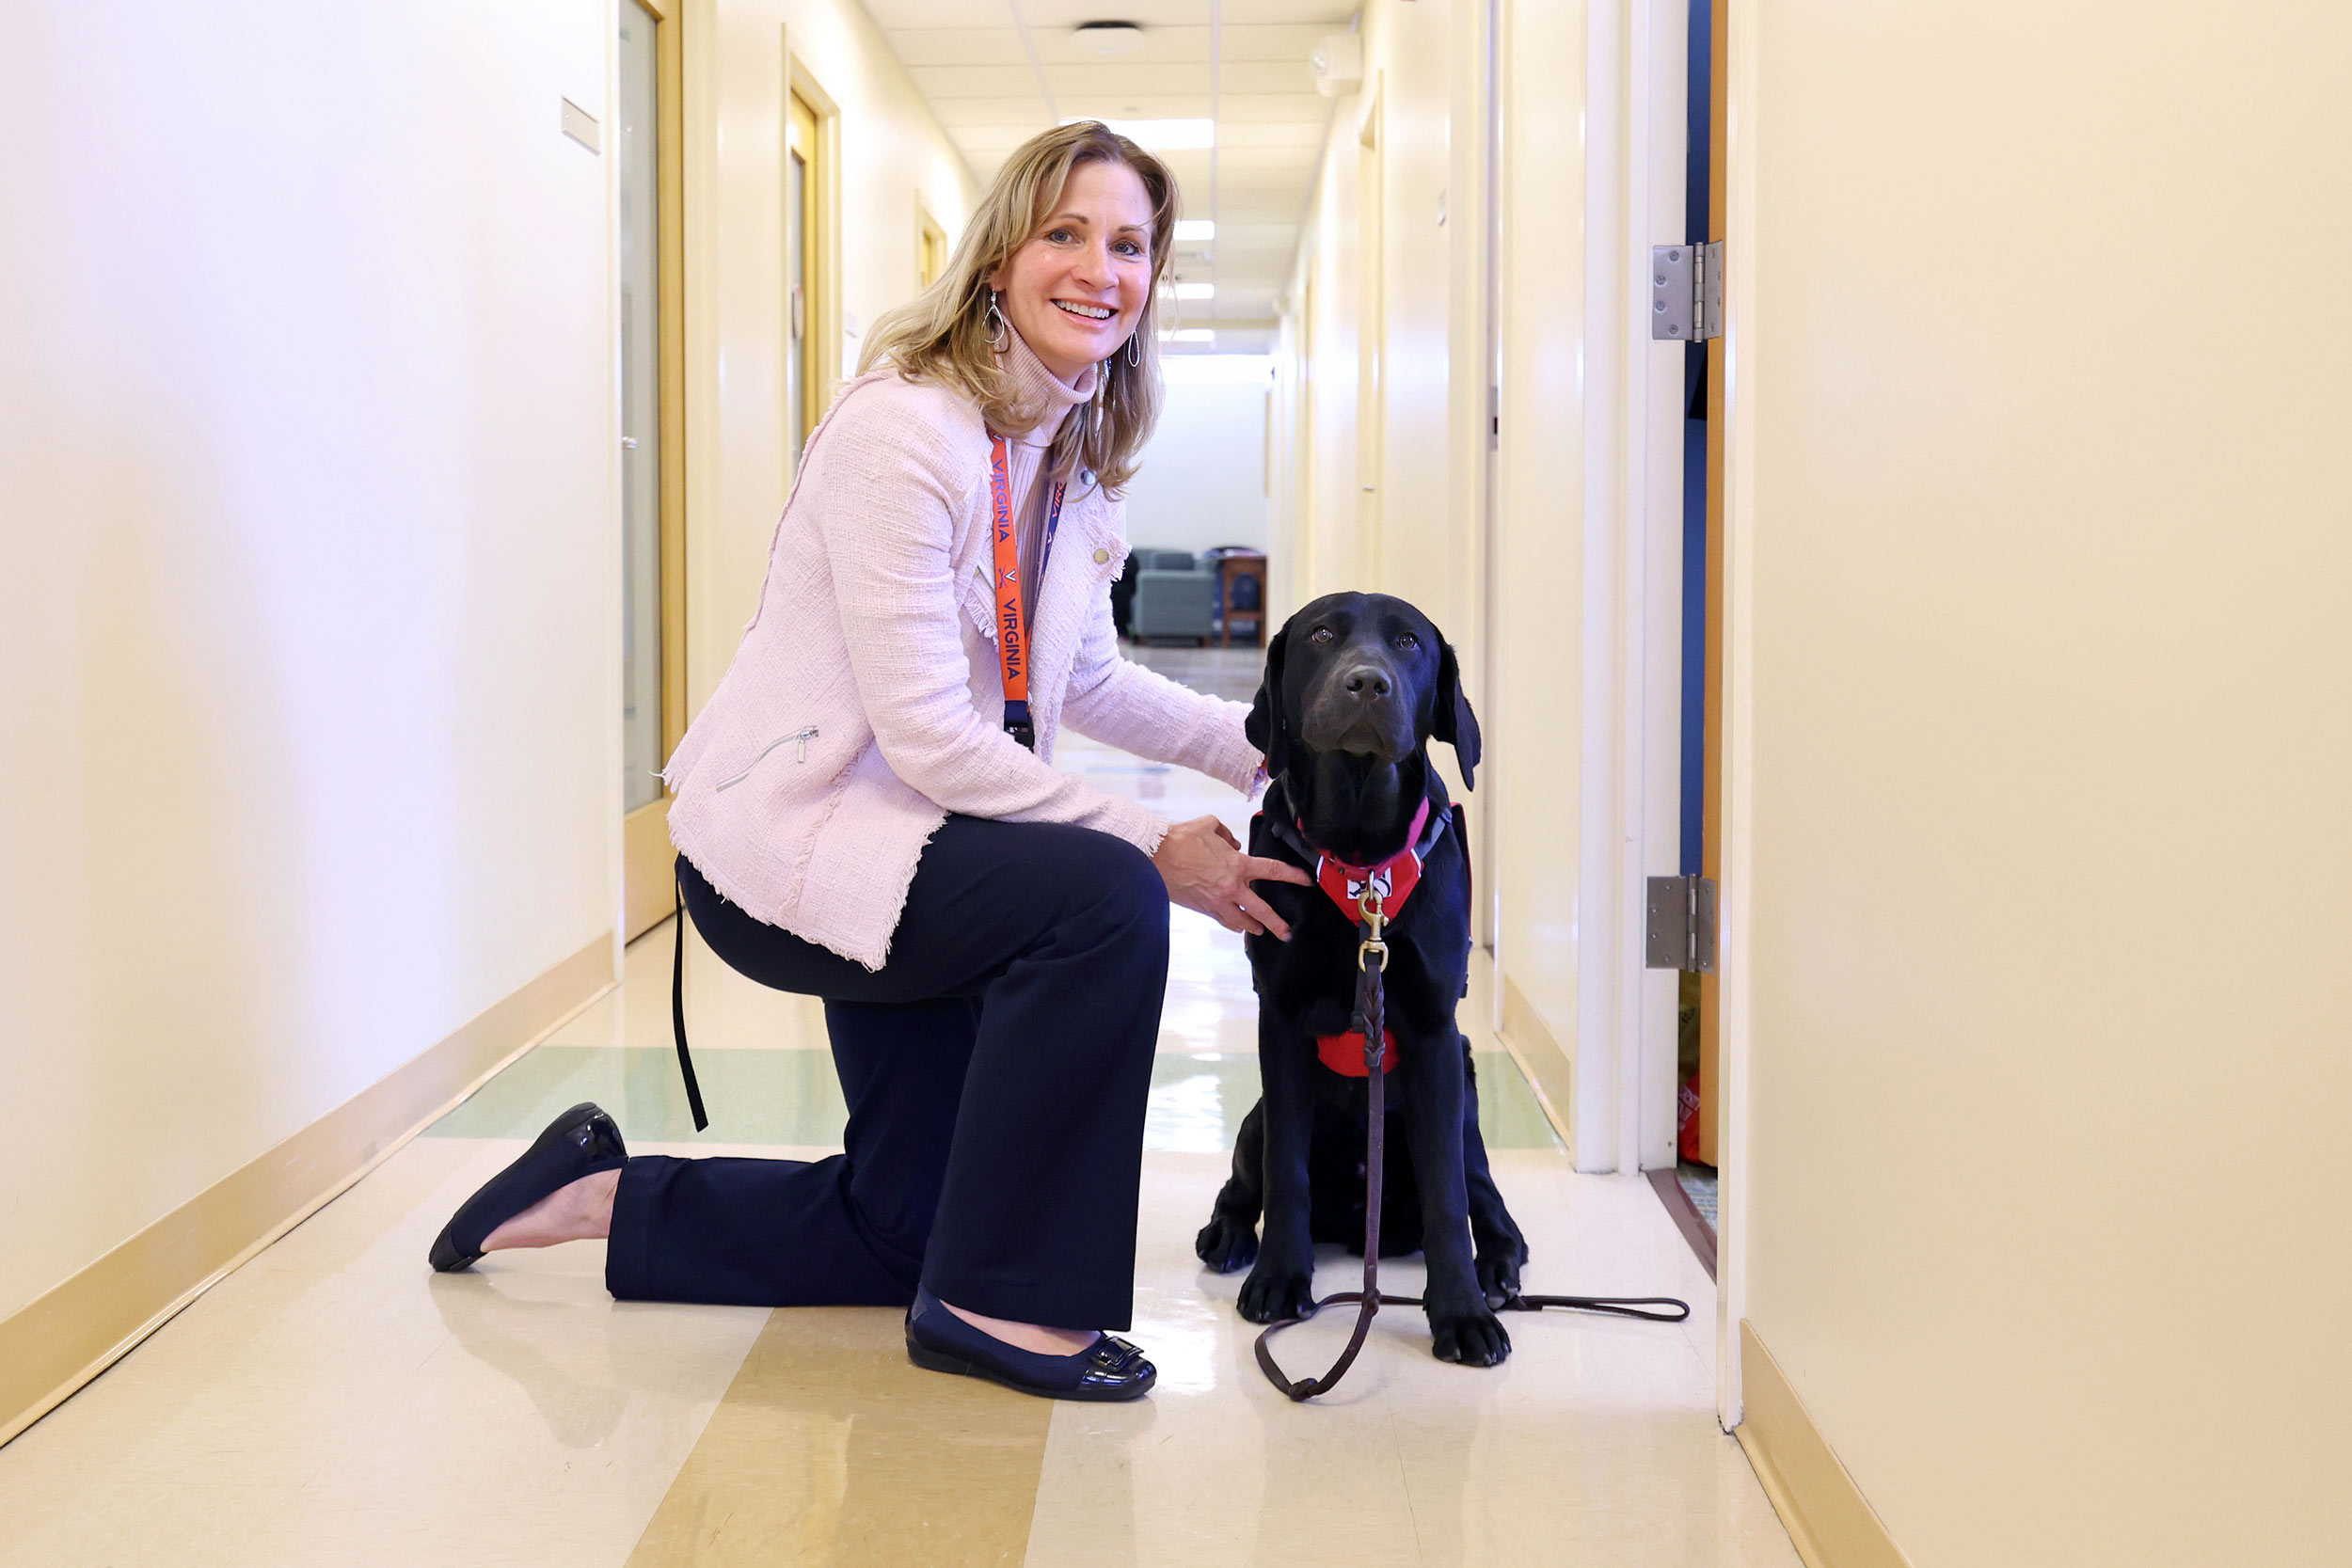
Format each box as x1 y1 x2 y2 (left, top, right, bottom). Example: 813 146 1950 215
1235 1261 1317 1323
1476 1245 1525 1306
1429 1303 1513 1368
1195 1214 1260 1274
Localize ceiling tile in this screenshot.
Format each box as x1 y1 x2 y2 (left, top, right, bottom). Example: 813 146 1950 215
1217 60 1319 95
1041 63 1215 97
1017 0 1215 26
908 64 1049 99
1057 94 1216 120
1029 24 1212 65
1215 146 1322 176
882 28 1032 67
1217 24 1333 63
932 99 1060 130
1216 120 1328 150
1216 93 1336 125
865 0 1009 29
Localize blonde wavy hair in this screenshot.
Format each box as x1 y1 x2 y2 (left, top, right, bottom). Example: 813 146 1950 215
860 121 1179 494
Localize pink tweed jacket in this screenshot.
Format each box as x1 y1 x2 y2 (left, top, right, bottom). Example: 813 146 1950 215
663 363 1263 970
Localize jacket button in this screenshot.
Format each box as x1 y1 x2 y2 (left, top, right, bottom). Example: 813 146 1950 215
1092 547 1111 564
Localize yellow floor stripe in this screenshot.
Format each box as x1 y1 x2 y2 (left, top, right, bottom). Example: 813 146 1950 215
626 1307 1051 1567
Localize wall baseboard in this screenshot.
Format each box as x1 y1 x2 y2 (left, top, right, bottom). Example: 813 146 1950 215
0 933 614 1449
1498 974 1576 1161
1737 1320 1914 1568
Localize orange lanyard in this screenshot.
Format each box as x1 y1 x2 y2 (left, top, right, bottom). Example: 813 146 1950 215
988 433 1064 751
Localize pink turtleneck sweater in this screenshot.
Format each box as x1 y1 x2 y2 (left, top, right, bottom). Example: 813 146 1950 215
660 328 1263 969
993 333 1096 624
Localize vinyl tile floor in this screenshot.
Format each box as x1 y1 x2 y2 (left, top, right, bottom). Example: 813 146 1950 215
0 646 1798 1567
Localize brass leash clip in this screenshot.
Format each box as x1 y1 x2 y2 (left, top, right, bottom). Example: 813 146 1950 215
1356 886 1390 972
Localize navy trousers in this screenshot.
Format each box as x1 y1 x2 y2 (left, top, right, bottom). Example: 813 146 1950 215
605 817 1169 1331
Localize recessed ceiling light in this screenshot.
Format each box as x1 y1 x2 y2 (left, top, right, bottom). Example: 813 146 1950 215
1069 117 1215 150
1174 219 1216 243
1074 22 1146 57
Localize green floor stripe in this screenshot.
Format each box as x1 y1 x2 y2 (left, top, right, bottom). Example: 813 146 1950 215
427 1044 1562 1152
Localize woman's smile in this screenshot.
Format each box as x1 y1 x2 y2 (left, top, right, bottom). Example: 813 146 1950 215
990 159 1156 383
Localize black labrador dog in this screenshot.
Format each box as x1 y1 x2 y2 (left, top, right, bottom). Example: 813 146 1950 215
1196 593 1529 1366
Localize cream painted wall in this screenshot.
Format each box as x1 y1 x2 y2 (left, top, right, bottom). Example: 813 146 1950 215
1294 134 1365 607
682 0 976 718
1121 360 1275 556
0 0 973 1333
1274 0 1621 1164
1276 6 1480 697
1736 3 2352 1561
0 0 617 1323
1487 0 1597 1150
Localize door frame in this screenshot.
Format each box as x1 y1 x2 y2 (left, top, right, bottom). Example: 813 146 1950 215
786 53 842 450
1591 0 1754 1427
1710 0 1758 1434
1619 0 1696 1178
620 0 690 944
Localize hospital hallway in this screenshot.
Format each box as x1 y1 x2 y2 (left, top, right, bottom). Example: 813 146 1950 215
0 650 1784 1568
11 3 2352 1565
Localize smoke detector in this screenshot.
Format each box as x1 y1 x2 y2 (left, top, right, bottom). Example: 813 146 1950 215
1309 33 1362 97
1074 22 1146 57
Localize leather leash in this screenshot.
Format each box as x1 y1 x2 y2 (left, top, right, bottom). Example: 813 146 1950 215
1251 884 1692 1403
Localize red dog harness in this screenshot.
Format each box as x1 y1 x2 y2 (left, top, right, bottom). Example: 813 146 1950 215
1261 799 1449 1077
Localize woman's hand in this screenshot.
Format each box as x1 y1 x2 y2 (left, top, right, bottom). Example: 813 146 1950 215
1152 816 1314 939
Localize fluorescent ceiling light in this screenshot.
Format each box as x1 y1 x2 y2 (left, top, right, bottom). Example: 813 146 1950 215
1158 328 1216 342
1173 219 1216 243
1068 117 1215 150
1165 282 1215 300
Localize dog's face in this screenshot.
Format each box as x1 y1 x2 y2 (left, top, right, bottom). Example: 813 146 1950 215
1247 593 1480 789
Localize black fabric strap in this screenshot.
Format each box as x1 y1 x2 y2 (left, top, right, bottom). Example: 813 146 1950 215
672 877 709 1132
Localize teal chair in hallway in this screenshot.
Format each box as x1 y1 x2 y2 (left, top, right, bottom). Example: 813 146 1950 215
1129 549 1217 644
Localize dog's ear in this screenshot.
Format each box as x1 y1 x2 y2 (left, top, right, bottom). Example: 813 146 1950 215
1433 636 1481 790
1246 626 1292 780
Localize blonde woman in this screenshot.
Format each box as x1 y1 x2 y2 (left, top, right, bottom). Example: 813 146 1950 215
429 122 1308 1402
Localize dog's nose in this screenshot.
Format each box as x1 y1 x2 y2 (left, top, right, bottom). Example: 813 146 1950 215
1343 666 1392 701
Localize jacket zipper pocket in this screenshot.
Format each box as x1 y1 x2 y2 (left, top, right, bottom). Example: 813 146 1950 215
714 726 820 791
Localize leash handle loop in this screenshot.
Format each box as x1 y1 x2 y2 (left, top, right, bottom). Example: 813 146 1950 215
671 877 709 1132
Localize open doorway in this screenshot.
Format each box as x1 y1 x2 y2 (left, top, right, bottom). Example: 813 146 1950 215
1647 0 1724 1275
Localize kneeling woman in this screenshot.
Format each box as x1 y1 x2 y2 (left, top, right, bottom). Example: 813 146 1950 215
429 121 1309 1401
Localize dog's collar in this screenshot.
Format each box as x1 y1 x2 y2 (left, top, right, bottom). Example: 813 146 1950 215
1261 796 1446 927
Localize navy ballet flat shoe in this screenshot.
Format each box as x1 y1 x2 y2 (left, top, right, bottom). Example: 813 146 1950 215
428 1101 627 1273
903 1287 1156 1402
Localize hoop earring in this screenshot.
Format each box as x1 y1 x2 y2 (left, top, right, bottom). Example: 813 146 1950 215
1125 331 1142 367
984 291 1009 352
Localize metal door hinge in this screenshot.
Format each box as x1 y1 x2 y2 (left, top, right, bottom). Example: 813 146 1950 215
1650 241 1723 342
1645 875 1717 974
